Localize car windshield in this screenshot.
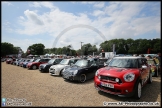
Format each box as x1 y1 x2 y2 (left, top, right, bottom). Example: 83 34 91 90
35 59 40 62
26 59 31 62
60 59 69 65
108 58 138 68
74 60 88 67
48 59 55 64
106 59 112 64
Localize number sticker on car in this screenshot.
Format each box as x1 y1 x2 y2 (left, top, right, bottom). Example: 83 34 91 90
101 82 114 88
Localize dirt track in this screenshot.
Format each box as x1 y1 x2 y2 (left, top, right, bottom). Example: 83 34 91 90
1 62 161 107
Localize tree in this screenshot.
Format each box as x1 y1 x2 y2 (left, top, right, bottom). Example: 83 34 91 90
1 42 20 56
27 43 45 55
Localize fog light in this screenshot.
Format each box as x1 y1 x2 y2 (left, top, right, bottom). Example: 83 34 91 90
115 78 119 82
125 90 128 92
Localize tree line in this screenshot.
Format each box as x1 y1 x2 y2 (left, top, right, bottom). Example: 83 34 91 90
1 38 161 57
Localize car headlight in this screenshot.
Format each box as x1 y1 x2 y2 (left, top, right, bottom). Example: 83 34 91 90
95 70 99 76
123 73 135 82
72 70 78 75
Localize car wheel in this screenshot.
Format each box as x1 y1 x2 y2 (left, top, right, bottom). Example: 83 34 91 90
134 81 142 99
59 69 63 76
79 74 86 83
148 72 152 84
32 65 37 70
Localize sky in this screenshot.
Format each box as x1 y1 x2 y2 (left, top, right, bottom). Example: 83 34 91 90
1 1 161 53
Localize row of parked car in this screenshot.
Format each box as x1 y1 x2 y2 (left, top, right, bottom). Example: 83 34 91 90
3 55 160 99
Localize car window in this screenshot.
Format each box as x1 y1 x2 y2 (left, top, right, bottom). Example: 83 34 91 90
109 58 138 68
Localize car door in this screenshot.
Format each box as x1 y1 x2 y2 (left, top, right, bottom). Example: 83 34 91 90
87 59 98 79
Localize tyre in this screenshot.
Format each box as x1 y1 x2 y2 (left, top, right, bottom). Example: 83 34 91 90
148 72 152 84
79 74 86 83
59 69 63 76
32 65 37 70
134 81 142 99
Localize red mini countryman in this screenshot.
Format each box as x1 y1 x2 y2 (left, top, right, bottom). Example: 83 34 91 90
94 56 152 99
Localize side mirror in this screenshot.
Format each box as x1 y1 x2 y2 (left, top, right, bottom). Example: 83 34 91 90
104 62 108 66
142 65 147 69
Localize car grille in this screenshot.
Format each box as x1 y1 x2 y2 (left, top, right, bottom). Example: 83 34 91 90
62 71 73 77
100 75 122 83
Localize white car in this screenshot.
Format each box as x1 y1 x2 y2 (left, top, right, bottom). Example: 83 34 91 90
49 58 79 76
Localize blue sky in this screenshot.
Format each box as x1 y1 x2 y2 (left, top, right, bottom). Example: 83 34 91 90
1 1 161 52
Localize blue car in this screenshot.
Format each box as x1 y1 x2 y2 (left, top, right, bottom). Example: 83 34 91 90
22 59 37 68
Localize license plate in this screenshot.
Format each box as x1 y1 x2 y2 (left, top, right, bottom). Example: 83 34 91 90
101 82 114 88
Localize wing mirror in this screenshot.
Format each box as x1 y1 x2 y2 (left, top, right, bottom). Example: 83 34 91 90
142 65 147 69
104 62 108 66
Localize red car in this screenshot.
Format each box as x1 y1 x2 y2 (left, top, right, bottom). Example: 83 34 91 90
6 58 13 64
27 58 51 70
94 56 152 99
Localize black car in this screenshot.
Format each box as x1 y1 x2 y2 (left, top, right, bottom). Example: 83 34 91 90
39 58 63 72
62 58 99 83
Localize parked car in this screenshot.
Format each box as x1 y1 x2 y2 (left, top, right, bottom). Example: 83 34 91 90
20 59 32 67
27 58 51 70
1 58 6 62
147 59 159 77
6 58 13 64
62 58 100 83
13 59 19 65
49 58 79 76
94 56 152 99
10 58 16 65
19 59 27 67
16 58 25 66
39 58 63 72
22 59 37 68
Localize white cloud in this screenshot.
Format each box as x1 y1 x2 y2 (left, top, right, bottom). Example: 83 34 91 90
29 2 57 9
93 2 105 8
2 1 160 51
2 1 13 6
92 10 105 16
80 2 96 4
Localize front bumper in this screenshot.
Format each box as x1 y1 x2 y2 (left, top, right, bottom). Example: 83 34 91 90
49 68 60 75
94 77 135 97
62 71 79 81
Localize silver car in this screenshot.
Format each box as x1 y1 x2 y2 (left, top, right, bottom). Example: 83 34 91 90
49 58 79 76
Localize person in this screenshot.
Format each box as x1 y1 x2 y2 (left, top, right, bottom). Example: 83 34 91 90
146 55 152 59
157 53 161 73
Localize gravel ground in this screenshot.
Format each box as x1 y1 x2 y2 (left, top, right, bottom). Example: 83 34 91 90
1 62 161 107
